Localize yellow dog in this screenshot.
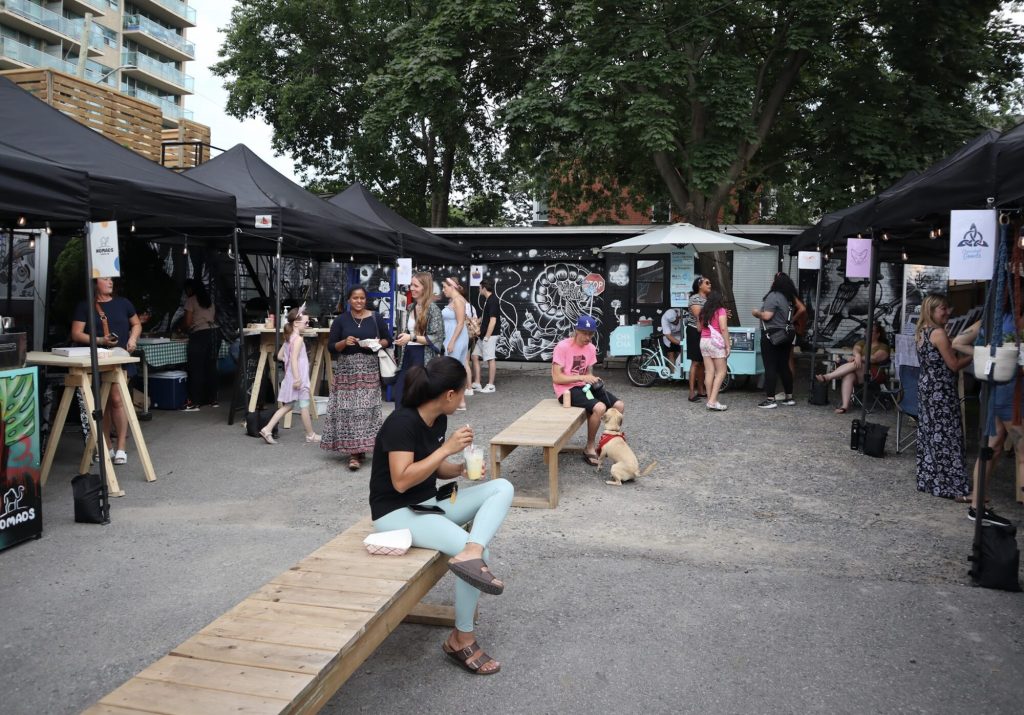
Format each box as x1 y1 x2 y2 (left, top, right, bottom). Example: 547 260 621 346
596 408 657 485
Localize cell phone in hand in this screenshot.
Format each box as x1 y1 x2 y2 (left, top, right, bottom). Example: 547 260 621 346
107 333 118 344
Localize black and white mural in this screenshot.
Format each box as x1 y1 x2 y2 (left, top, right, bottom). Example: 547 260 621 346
0 235 35 301
803 259 903 348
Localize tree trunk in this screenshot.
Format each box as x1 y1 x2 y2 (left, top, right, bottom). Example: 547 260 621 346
431 145 455 227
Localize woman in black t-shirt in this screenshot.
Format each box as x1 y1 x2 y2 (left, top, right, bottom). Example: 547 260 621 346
370 357 513 675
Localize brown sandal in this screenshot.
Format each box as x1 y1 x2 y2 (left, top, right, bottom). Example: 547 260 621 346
348 455 361 471
443 639 500 675
448 558 504 595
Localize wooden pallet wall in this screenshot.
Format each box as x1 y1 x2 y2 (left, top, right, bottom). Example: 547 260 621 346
162 119 211 169
1 68 164 162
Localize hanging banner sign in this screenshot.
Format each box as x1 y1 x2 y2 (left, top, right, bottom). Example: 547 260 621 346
89 220 120 277
949 209 997 281
670 247 696 307
798 251 823 270
255 215 273 228
396 257 413 285
469 265 484 287
845 238 872 279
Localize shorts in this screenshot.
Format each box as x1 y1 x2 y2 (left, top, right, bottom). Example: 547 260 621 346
296 398 310 409
473 335 497 361
566 383 620 414
686 325 703 362
700 336 727 359
662 336 680 354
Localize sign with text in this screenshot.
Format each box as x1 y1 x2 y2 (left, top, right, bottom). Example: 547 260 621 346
89 220 120 277
798 251 823 270
583 272 606 296
396 257 413 285
670 247 696 307
845 238 872 279
949 210 997 281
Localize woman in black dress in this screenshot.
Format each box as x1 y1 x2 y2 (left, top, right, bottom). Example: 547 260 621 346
321 286 392 470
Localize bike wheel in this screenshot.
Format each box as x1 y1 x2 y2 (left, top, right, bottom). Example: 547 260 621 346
719 368 733 393
627 354 659 387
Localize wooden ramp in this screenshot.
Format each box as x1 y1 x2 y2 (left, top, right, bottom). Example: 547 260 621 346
489 398 587 508
84 518 453 715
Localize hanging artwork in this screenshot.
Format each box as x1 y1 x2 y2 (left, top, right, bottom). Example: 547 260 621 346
0 235 35 300
949 209 997 281
805 258 903 348
845 238 873 279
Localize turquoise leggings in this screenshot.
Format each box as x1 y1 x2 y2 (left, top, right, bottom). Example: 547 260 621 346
373 478 514 632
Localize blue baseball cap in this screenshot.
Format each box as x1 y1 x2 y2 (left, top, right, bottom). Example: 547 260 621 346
576 315 598 332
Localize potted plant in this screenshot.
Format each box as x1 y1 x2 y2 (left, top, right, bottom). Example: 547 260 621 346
973 331 1020 382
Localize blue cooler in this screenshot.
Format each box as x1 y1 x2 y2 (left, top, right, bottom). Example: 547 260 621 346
149 370 187 410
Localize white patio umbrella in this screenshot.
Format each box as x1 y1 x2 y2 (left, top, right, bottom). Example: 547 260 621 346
601 223 770 253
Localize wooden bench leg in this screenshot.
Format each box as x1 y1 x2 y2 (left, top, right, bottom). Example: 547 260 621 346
403 603 456 627
490 443 516 480
546 446 559 508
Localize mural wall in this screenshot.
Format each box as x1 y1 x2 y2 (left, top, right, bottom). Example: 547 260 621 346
801 259 903 348
0 235 36 301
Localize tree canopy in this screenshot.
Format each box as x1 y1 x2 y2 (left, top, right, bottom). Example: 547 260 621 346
215 1 1024 229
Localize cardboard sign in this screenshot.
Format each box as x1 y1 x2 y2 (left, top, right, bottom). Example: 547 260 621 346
798 251 823 270
670 247 696 307
949 210 997 281
89 221 120 277
845 238 872 279
469 265 484 287
255 214 273 228
396 257 412 285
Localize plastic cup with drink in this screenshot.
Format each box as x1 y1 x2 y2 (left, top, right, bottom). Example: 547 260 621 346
464 444 484 481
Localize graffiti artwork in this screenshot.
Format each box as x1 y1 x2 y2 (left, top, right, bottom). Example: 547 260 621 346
0 235 36 301
0 366 41 551
805 259 903 348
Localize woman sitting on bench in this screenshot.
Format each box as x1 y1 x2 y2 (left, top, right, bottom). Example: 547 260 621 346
816 323 890 414
370 356 514 675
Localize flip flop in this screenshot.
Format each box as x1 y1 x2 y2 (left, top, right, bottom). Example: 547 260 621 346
348 456 361 471
834 406 847 414
442 640 501 675
582 452 599 467
447 558 504 595
954 494 972 504
815 374 827 383
688 395 701 402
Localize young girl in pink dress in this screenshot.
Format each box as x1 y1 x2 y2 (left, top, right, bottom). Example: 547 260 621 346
259 305 321 444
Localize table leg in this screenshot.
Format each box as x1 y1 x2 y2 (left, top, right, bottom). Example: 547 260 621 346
39 384 75 488
78 377 123 497
114 368 156 483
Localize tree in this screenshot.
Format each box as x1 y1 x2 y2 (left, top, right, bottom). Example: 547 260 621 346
212 0 541 227
503 1 1024 228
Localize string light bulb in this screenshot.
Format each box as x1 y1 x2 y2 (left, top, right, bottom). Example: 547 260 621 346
929 229 936 239
183 238 188 256
349 254 354 262
29 237 35 249
881 232 889 241
45 222 51 236
16 215 26 227
330 254 335 263
901 248 908 262
130 221 136 233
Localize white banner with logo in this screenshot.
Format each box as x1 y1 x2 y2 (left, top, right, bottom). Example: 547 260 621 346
89 221 120 277
949 210 997 281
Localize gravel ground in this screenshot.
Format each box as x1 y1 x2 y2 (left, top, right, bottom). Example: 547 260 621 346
1 362 1022 714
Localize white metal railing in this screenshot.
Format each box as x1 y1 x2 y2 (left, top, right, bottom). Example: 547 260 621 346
123 13 194 57
1 0 83 41
122 50 194 91
122 84 193 120
0 35 76 73
140 0 196 24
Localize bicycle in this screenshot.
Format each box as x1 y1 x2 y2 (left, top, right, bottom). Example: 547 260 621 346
626 335 732 391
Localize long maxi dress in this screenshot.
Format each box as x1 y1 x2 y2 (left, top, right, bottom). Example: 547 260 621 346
915 327 968 498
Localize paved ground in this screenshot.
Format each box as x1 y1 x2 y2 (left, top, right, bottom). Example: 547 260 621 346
2 362 1022 714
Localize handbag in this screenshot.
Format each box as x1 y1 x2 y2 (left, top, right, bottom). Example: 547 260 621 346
762 306 795 346
245 409 280 439
374 315 399 386
970 523 1021 592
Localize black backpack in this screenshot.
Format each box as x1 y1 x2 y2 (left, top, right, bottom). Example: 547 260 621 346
970 523 1021 592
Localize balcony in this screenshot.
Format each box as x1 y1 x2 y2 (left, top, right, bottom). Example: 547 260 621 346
123 14 194 61
0 0 102 56
62 0 107 16
121 50 193 94
129 0 196 28
122 84 193 124
0 35 77 72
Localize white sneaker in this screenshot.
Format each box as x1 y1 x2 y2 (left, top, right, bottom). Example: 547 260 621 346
464 388 474 396
479 384 496 393
471 382 483 391
113 450 127 465
706 402 728 411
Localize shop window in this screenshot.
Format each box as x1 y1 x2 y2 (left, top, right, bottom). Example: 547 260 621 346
634 259 665 305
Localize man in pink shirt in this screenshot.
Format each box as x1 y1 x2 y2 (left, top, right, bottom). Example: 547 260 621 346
551 315 624 466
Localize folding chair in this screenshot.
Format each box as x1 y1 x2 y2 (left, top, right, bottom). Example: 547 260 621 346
852 359 893 413
893 364 920 453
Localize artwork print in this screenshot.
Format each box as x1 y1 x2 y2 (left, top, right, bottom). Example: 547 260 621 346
0 235 36 300
804 259 903 348
0 367 41 552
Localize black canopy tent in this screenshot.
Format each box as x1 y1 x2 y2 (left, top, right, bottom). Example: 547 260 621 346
0 78 237 233
327 183 464 263
0 140 91 225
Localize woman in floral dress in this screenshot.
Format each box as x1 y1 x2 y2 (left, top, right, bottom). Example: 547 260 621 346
915 294 973 498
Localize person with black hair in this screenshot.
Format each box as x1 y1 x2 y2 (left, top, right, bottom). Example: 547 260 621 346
752 272 799 408
699 290 730 411
370 356 514 675
686 275 711 401
181 278 220 412
471 277 500 392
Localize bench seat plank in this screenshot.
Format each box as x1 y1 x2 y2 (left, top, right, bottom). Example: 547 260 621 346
171 634 337 675
269 569 407 597
82 705 156 715
98 677 287 715
133 655 314 702
250 583 393 613
201 614 363 652
226 600 374 631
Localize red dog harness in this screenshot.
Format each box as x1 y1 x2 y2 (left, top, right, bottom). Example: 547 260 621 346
598 432 624 452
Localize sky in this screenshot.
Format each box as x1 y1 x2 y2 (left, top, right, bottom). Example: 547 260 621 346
186 1 301 183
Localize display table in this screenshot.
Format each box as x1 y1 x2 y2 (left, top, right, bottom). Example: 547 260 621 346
137 338 230 369
244 328 332 428
27 351 156 498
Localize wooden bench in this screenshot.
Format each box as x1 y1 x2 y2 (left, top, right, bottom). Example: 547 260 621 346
489 398 587 509
84 517 458 715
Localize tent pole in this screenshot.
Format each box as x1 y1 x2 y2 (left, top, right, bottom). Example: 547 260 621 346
274 235 282 370
809 259 823 385
83 221 110 523
228 229 245 425
857 232 878 438
6 228 13 316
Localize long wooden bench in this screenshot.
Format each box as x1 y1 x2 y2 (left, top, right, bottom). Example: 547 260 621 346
489 398 587 509
84 517 457 715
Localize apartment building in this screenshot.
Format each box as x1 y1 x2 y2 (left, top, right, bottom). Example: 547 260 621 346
0 0 195 127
